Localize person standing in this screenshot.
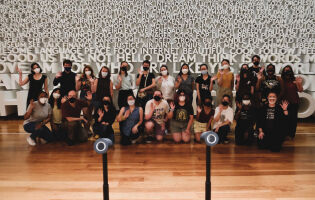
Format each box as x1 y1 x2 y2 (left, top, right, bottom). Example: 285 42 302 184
115 61 134 109
195 64 215 106
93 66 113 108
17 63 48 107
155 65 175 103
175 63 195 105
281 65 303 139
53 59 77 97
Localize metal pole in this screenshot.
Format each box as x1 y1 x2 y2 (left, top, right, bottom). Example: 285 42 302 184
103 153 109 200
205 145 211 200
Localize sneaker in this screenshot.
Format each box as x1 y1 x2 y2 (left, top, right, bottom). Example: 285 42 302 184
26 137 36 146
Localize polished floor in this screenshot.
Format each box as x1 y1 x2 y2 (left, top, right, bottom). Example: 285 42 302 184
0 119 315 200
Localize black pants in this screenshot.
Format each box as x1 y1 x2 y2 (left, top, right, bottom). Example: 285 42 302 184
51 123 66 141
287 103 298 138
63 121 88 144
214 125 230 143
118 90 133 109
235 120 254 145
93 123 115 144
136 93 153 111
257 129 284 152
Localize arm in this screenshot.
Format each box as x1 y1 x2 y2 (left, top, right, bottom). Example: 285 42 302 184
115 75 122 90
235 75 240 91
143 78 156 91
206 116 213 130
230 74 234 90
19 75 29 86
174 75 181 89
295 77 303 92
186 115 194 131
217 72 223 86
145 102 155 121
53 75 61 86
136 73 142 86
65 117 85 122
75 77 81 91
196 82 201 103
92 78 98 93
116 107 126 122
24 106 33 120
278 77 284 100
136 107 144 126
110 80 114 97
44 77 49 95
213 108 221 123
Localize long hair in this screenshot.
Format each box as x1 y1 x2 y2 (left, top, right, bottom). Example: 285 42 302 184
98 66 111 80
119 61 129 77
281 65 295 81
177 63 191 76
81 65 95 79
48 88 61 109
174 89 189 105
30 62 42 74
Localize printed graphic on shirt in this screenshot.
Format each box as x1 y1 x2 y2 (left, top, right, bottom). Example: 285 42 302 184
220 114 226 123
153 108 166 121
264 79 279 89
201 83 209 90
266 108 275 120
175 109 188 121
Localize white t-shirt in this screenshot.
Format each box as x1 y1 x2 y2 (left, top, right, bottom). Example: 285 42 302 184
213 106 234 129
145 99 169 124
155 75 175 100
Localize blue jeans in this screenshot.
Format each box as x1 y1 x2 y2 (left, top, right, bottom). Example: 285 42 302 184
24 122 54 142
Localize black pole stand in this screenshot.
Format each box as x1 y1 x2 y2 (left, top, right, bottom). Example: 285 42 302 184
103 153 109 200
205 145 211 200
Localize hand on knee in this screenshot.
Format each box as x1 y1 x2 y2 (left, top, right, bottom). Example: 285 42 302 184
145 121 154 132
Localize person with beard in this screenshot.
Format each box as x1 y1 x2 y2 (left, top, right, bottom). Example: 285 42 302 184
281 65 303 139
144 90 169 143
93 96 116 143
53 60 77 97
136 60 156 110
117 94 143 145
256 64 284 104
257 92 289 152
235 64 255 105
234 94 255 145
194 95 215 143
212 94 234 144
61 90 92 145
115 61 134 109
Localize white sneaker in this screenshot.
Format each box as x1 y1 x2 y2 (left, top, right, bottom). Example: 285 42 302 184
27 136 36 146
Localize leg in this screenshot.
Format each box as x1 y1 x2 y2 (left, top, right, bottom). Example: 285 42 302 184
154 122 165 142
194 132 202 143
38 125 54 142
23 122 38 140
182 130 191 143
172 132 182 143
145 121 154 135
217 125 230 144
288 104 298 138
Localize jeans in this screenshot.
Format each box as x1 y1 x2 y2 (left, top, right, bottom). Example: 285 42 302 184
24 122 54 142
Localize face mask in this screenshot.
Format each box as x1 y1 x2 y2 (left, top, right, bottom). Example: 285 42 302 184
201 70 208 75
179 96 186 102
284 70 293 76
161 70 168 76
103 100 110 105
128 100 135 106
34 68 41 74
85 71 91 76
267 69 275 74
242 100 251 105
121 66 127 71
53 93 60 99
222 101 229 106
204 101 212 107
182 69 189 74
222 65 229 70
39 97 47 104
253 61 260 66
153 95 161 101
268 97 277 104
69 97 76 103
101 72 108 77
143 67 149 71
64 67 72 72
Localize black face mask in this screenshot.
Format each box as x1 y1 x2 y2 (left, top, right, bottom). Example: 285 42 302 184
222 101 229 106
253 61 260 66
143 67 149 71
64 67 72 72
267 69 275 74
121 67 127 71
69 97 76 103
284 70 293 76
204 101 212 107
153 96 161 101
103 100 110 105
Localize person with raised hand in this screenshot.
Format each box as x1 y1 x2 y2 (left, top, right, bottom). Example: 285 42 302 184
53 59 77 97
115 61 134 109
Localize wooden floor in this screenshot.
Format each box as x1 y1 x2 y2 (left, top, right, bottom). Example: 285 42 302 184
1 120 315 200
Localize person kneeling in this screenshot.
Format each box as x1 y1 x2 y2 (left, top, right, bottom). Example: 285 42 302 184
61 90 92 145
93 96 116 143
144 90 169 143
117 94 143 145
212 94 234 144
168 90 194 143
24 92 54 146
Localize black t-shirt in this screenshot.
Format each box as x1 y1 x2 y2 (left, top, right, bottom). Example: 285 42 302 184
195 75 213 99
173 103 194 122
235 106 255 121
137 73 155 93
94 105 116 125
248 66 261 86
265 106 276 131
53 71 76 97
261 76 281 99
27 74 47 100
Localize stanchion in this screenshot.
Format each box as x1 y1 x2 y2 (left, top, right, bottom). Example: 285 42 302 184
94 138 113 200
201 131 219 200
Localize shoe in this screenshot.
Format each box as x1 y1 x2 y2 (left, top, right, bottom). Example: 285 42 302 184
144 136 155 144
27 137 36 146
131 135 143 144
223 139 230 144
39 138 47 144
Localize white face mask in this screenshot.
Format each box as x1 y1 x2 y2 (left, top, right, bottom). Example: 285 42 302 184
179 96 186 102
222 65 230 70
201 70 208 75
268 97 277 104
39 97 48 104
85 71 91 76
34 68 41 74
182 69 189 74
161 70 168 76
53 93 60 99
242 100 251 105
128 100 135 106
101 72 108 77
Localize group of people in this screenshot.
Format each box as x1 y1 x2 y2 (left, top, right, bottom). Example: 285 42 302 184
20 55 303 152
